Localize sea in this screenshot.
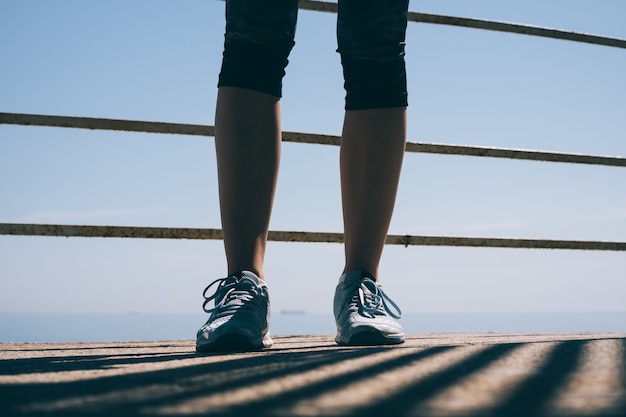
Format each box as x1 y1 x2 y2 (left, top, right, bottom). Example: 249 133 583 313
1 311 625 343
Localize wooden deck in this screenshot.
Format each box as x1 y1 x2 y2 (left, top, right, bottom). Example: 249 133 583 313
1 333 625 416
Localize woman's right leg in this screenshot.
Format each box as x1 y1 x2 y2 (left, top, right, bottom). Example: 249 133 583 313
215 87 282 280
197 0 298 353
215 0 298 279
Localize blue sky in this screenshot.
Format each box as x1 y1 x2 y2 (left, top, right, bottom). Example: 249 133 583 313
1 1 625 319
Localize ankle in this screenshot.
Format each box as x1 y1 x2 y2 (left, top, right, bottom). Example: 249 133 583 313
339 269 376 283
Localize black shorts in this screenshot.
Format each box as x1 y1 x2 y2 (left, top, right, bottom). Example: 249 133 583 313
218 0 409 110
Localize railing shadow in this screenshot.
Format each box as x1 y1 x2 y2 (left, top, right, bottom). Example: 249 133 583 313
0 337 624 417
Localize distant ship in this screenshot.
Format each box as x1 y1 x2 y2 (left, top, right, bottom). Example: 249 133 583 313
280 309 306 315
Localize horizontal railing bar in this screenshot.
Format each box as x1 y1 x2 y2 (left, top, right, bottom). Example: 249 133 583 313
1 223 625 251
298 0 626 49
402 142 626 167
0 112 214 137
2 112 625 167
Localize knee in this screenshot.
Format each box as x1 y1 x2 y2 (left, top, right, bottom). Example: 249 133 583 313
218 0 298 98
337 0 409 110
340 57 408 111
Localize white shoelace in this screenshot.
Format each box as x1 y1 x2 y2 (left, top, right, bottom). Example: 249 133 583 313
202 276 261 319
354 278 402 319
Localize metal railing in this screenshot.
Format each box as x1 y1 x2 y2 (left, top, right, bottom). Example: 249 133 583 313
300 0 626 49
2 1 625 251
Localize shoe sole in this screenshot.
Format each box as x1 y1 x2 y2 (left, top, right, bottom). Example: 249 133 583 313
196 332 273 353
336 330 405 346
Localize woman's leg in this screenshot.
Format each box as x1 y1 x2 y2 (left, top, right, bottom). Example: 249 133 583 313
337 0 410 278
215 0 298 279
215 87 282 280
196 0 298 352
340 107 406 278
333 0 409 346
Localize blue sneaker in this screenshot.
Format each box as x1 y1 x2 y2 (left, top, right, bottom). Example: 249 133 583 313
333 270 404 346
196 271 272 352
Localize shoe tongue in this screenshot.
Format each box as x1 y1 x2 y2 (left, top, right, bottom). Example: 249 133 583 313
239 270 263 286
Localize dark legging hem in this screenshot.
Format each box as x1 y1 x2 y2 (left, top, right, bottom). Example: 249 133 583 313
342 56 408 110
345 95 408 111
218 41 294 99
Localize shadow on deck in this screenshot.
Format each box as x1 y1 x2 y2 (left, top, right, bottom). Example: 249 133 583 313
1 333 625 416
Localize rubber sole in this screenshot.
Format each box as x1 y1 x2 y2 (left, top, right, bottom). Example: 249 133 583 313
196 333 273 353
337 330 405 346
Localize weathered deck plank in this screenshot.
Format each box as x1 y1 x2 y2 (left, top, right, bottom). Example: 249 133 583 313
1 334 624 416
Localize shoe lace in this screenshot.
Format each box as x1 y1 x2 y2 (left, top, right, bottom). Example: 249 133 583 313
202 276 261 319
353 278 402 319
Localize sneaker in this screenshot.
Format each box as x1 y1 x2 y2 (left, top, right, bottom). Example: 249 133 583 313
196 270 273 352
333 270 405 346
